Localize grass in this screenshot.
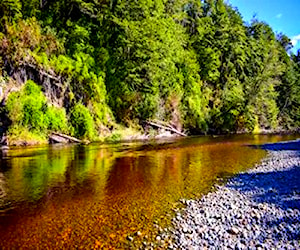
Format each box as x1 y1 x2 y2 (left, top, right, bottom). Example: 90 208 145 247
7 126 48 146
104 125 145 143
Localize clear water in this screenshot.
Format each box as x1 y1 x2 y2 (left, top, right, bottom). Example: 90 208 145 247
0 134 298 248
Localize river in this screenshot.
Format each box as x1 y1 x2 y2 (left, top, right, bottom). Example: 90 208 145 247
0 134 298 248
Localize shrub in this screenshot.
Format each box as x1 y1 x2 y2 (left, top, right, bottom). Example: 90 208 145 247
7 125 47 146
70 104 95 139
6 80 68 134
45 105 68 132
6 80 48 131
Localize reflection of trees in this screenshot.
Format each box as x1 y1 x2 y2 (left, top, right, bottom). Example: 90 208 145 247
59 145 115 201
0 145 117 248
0 139 271 248
0 173 7 207
4 145 115 205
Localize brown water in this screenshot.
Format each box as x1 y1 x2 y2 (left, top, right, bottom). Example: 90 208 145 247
0 134 298 248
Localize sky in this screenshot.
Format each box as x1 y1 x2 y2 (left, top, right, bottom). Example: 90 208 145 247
227 0 300 53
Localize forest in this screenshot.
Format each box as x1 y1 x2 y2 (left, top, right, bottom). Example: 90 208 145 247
0 0 299 144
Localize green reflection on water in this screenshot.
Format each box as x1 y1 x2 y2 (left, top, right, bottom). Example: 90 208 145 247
0 134 298 248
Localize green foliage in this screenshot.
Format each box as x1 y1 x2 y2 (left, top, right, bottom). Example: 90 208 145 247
0 0 22 27
6 125 47 146
88 100 114 129
0 17 63 71
6 80 68 134
276 48 300 129
6 80 48 131
70 104 95 140
105 132 122 143
105 0 208 128
45 106 68 132
1 0 299 138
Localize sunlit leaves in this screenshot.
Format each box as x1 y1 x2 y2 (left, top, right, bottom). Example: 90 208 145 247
6 80 68 133
1 0 299 135
0 0 22 26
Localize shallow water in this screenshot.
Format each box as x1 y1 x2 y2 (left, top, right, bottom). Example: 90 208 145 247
0 134 298 248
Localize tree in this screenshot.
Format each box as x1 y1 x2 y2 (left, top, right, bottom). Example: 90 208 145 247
105 0 208 131
0 0 22 29
241 20 284 131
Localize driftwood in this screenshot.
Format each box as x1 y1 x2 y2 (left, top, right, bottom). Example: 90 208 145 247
49 134 68 144
145 121 187 137
49 132 83 144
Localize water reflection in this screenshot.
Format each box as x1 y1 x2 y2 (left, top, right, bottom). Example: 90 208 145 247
0 135 298 248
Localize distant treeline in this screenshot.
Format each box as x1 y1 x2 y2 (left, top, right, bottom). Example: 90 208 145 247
0 0 299 142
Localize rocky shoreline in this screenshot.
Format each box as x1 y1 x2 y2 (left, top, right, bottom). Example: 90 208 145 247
156 140 300 249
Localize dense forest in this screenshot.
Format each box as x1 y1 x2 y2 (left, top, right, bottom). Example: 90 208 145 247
0 0 299 144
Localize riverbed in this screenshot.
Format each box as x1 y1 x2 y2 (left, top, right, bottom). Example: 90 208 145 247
0 134 298 248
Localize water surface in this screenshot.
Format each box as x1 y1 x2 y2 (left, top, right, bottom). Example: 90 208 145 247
0 134 298 248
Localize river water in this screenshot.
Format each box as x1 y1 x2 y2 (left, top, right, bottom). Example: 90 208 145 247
0 134 298 248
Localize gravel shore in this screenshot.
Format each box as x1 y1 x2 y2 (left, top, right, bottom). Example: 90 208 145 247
160 140 300 249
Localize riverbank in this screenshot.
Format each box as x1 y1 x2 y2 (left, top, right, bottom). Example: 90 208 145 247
2 127 299 147
156 140 300 249
0 124 183 146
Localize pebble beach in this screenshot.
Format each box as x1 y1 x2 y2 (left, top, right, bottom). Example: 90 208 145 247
157 140 300 249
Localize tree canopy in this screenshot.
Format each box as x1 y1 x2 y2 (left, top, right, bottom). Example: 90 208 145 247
0 0 299 141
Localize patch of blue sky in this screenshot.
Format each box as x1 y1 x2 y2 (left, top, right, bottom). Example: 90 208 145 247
227 0 300 53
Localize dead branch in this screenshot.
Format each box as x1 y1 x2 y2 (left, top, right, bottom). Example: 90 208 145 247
145 121 187 137
50 132 83 143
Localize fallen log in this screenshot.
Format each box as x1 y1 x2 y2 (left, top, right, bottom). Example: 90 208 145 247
152 120 177 131
49 132 83 144
145 121 187 137
49 134 69 144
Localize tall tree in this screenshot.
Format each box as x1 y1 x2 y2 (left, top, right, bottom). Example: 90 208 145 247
105 0 208 130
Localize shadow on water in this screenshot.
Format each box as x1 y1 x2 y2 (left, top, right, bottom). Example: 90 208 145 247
251 139 300 152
